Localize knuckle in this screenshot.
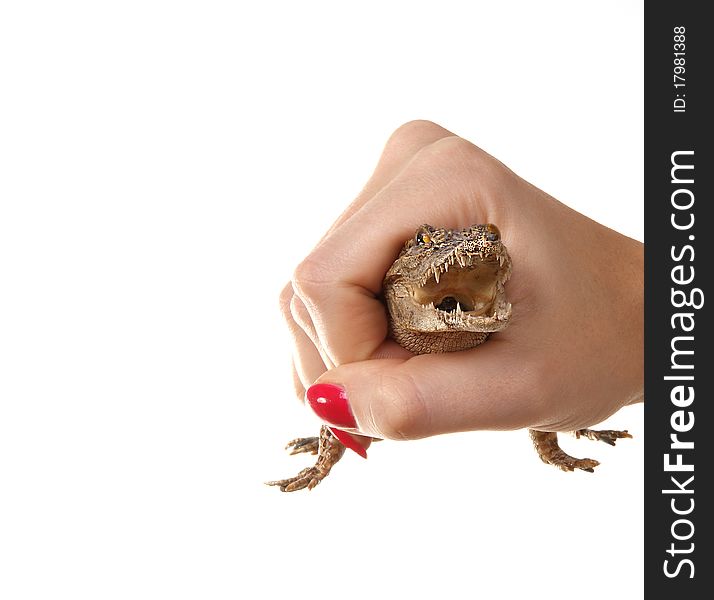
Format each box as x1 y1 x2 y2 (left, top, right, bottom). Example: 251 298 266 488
278 283 294 321
426 135 486 165
386 120 448 150
289 293 312 332
370 372 428 440
420 135 512 191
291 255 324 297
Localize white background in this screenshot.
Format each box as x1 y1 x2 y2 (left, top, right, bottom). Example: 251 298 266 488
0 2 644 598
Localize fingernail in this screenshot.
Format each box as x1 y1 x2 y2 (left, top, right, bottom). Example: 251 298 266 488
329 428 368 459
306 383 356 429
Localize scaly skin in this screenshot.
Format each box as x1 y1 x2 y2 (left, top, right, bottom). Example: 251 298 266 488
267 224 631 491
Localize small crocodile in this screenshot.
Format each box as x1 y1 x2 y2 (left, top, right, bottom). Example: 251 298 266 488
267 224 631 492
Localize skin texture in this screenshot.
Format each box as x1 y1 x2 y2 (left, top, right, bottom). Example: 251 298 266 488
267 120 643 490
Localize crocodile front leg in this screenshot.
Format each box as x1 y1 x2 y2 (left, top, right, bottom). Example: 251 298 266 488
266 426 346 492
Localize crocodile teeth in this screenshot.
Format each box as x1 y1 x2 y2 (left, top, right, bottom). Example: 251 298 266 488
433 269 440 283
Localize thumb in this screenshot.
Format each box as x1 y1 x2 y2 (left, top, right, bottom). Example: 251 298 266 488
305 341 537 444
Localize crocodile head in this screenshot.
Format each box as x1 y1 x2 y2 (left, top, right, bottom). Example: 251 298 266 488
383 224 512 334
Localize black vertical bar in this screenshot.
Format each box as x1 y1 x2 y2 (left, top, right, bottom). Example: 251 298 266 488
645 2 710 596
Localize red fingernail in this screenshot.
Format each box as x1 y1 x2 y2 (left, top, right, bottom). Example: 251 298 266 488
306 383 357 429
329 428 368 459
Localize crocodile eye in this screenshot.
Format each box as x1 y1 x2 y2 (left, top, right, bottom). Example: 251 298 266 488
485 224 500 242
416 231 431 245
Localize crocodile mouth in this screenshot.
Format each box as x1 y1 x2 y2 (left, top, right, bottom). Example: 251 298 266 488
411 256 502 318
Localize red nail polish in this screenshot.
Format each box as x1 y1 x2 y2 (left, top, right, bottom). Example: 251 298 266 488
329 428 368 459
306 383 357 429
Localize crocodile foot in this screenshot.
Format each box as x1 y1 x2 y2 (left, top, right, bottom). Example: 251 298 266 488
266 426 346 492
284 436 320 456
575 428 632 446
529 429 600 473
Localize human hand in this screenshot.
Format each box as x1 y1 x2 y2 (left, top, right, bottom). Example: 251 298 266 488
280 121 643 453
